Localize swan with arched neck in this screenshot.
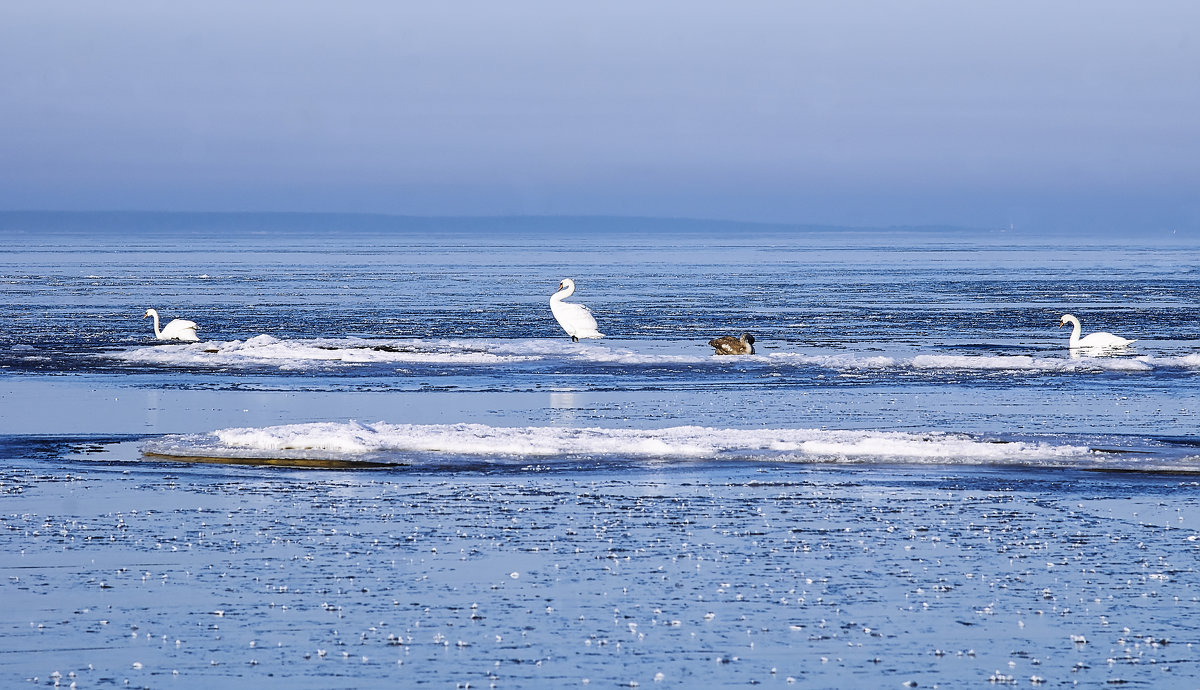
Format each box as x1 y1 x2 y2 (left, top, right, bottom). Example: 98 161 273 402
1059 314 1133 353
144 308 200 342
550 279 603 342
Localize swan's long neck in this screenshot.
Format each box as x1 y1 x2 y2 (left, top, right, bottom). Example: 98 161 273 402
1066 318 1081 347
149 311 162 338
552 283 574 302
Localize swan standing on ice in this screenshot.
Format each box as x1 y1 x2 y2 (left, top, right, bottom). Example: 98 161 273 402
144 308 200 342
1059 314 1134 352
550 279 604 341
709 332 756 355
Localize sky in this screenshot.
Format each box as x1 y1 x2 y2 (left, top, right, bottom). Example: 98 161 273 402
2 1 1197 231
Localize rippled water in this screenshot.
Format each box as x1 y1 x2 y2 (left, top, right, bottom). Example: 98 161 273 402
2 214 1200 687
3 215 1199 464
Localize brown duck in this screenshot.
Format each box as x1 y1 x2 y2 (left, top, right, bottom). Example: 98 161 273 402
708 332 755 355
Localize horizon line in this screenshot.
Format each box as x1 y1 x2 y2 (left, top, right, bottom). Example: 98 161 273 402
0 209 1001 233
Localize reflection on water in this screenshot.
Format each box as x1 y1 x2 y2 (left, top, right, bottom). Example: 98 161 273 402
549 391 579 409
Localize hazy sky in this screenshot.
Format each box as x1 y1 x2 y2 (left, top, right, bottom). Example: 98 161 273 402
2 1 1197 230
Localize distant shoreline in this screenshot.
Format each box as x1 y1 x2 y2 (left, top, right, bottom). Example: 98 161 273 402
0 210 994 236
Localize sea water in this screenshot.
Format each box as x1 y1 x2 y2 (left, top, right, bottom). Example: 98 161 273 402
2 214 1200 687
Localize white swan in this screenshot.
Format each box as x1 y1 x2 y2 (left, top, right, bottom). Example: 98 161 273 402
550 279 603 341
709 332 755 355
1059 314 1134 352
144 308 199 342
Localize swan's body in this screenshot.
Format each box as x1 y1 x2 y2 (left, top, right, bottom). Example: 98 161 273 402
144 308 199 342
1059 314 1133 352
550 279 603 341
709 332 756 355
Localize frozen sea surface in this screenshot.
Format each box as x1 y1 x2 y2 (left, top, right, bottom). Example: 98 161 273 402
5 456 1200 689
2 214 1200 687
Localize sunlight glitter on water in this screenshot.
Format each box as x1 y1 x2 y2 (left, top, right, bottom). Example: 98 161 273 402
3 462 1199 688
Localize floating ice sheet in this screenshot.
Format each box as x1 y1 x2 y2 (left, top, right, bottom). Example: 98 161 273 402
107 336 1193 374
141 420 1166 471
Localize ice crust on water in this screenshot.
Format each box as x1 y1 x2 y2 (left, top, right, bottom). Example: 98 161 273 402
909 354 1154 372
768 352 897 369
145 421 1094 465
111 335 542 367
109 336 1189 373
110 336 710 368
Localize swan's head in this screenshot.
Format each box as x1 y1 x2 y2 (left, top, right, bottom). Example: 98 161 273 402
143 308 157 319
1059 314 1077 328
557 278 574 292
